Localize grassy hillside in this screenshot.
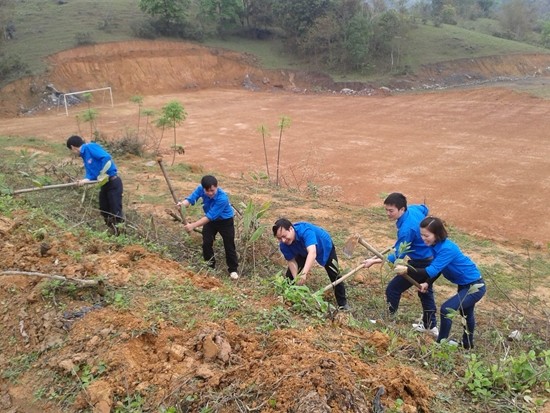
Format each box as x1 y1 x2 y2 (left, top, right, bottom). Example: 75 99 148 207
1 0 549 80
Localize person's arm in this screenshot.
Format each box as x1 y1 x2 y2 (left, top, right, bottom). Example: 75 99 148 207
184 216 210 233
181 185 202 207
296 245 317 285
363 257 383 268
176 199 191 208
287 258 299 279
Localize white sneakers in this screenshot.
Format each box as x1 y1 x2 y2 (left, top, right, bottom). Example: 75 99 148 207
412 323 439 337
229 272 239 280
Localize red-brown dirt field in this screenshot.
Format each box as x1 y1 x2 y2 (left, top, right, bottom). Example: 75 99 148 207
1 41 549 246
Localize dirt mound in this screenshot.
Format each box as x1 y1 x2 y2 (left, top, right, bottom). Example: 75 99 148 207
0 212 434 412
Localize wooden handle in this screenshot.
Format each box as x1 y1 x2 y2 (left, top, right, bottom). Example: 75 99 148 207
358 238 386 260
12 180 99 195
321 264 364 292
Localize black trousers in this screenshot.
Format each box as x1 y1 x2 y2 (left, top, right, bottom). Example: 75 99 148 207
202 217 238 274
99 176 124 227
285 245 347 307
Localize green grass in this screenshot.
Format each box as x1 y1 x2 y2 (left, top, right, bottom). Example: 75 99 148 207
404 22 548 67
2 0 145 74
203 36 305 70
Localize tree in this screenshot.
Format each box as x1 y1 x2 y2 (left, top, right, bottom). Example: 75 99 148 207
160 101 187 166
81 109 98 140
344 13 373 71
300 13 342 67
272 0 330 48
81 92 97 139
130 95 144 137
139 0 190 34
142 108 156 142
241 0 274 35
497 0 535 41
199 0 243 36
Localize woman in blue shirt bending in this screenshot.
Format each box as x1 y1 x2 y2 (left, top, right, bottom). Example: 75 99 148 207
395 216 486 349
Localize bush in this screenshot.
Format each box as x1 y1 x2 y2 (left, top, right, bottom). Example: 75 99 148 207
0 54 31 86
130 19 157 40
96 133 145 157
74 32 95 46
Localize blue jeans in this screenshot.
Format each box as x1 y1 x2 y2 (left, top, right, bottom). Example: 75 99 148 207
386 259 437 329
437 280 486 349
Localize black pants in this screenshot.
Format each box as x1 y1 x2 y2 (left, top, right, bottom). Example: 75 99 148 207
285 245 347 307
99 176 124 228
202 217 238 274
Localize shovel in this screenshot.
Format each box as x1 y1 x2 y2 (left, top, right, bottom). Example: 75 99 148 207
156 157 201 234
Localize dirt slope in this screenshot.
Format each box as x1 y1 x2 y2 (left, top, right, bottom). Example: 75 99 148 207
1 40 550 245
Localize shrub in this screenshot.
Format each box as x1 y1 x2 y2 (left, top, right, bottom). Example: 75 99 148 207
130 19 157 39
74 32 95 46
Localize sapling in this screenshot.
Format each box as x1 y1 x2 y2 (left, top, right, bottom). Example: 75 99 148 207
257 124 271 181
160 101 187 166
275 115 291 186
130 95 144 136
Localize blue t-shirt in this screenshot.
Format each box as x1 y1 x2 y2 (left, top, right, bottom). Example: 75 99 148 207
279 222 333 266
185 185 234 221
425 238 482 285
80 142 117 180
388 204 432 263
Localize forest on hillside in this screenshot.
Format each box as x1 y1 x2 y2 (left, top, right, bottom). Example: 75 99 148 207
132 0 550 72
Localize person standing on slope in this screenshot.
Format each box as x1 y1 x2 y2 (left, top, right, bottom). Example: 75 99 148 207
363 193 437 336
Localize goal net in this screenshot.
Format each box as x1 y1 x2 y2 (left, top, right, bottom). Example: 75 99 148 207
58 86 114 116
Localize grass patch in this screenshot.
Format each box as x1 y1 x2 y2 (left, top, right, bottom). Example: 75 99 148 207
2 0 145 74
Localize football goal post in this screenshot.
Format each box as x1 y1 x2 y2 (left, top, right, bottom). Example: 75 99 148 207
59 86 114 116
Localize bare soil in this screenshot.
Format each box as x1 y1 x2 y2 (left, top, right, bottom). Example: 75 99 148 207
1 41 549 245
0 41 549 413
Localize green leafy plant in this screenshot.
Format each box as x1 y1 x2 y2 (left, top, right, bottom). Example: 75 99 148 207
160 100 187 166
236 199 271 273
460 349 550 407
272 272 328 316
255 306 294 333
114 391 145 412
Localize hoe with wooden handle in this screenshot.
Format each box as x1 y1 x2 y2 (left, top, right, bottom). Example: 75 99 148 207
319 246 391 293
11 179 103 195
342 234 423 289
156 157 201 234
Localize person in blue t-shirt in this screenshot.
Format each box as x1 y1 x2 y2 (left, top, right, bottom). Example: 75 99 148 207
394 216 486 349
363 193 437 335
66 135 124 234
177 175 239 280
272 218 349 310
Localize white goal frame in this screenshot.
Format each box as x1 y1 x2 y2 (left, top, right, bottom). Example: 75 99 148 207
59 86 114 116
